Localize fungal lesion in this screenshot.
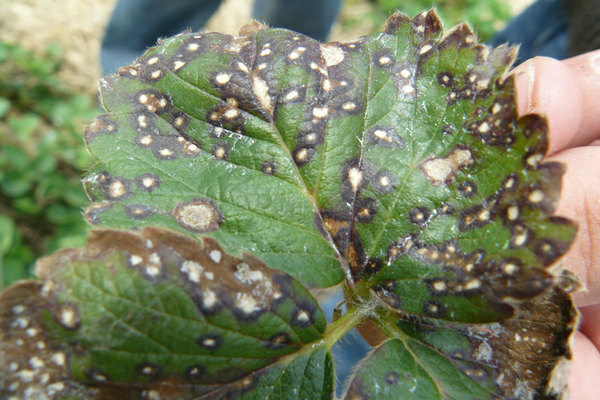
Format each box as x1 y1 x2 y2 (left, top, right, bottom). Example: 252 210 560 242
172 198 224 233
420 147 474 185
0 282 82 399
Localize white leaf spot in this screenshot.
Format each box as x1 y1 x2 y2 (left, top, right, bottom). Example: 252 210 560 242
321 44 345 66
252 75 272 113
181 260 204 283
215 72 232 85
209 250 222 263
421 148 473 185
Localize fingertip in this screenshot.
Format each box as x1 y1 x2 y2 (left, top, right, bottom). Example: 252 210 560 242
563 50 600 148
512 56 584 154
568 331 600 400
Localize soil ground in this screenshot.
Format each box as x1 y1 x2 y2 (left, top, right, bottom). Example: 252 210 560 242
0 0 534 95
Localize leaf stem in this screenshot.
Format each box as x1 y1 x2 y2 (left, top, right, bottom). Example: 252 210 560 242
371 307 409 341
323 305 366 350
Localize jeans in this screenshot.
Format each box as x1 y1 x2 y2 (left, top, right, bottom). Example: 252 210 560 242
101 0 342 74
491 0 568 64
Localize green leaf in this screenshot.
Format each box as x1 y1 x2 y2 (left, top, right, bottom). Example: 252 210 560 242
1 10 579 400
0 227 331 399
346 274 579 399
0 96 11 118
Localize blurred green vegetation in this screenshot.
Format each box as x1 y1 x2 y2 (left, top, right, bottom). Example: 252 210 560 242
0 41 99 288
343 0 511 41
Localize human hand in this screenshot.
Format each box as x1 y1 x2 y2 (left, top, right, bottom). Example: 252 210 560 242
513 50 600 400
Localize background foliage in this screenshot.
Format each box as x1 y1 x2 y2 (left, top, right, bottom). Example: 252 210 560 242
0 41 99 288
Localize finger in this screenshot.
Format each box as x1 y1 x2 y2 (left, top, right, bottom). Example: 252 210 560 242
549 146 600 307
563 50 600 149
569 331 600 400
579 303 600 351
512 56 583 155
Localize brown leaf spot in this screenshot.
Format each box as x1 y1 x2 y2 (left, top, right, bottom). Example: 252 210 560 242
173 199 224 233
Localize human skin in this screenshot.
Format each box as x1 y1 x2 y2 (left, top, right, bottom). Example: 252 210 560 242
513 49 600 400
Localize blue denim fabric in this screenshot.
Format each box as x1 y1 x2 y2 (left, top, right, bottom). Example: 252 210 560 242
491 0 569 64
101 0 342 74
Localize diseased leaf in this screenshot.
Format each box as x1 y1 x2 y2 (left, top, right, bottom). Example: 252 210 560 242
83 9 574 320
345 273 579 399
1 9 579 400
0 228 330 399
205 345 333 400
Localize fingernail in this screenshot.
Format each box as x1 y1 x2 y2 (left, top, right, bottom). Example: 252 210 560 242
514 61 536 115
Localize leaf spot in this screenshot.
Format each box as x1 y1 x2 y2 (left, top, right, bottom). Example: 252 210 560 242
56 304 80 330
409 207 431 225
288 46 307 60
215 72 232 85
266 332 291 349
173 199 224 233
201 289 218 310
420 43 433 55
181 260 204 284
18 369 35 382
423 301 445 317
285 90 299 101
87 369 109 382
342 101 358 111
212 142 229 160
321 44 345 66
261 161 277 175
50 352 66 367
502 261 520 275
402 84 415 95
185 365 205 381
187 42 200 52
347 167 363 192
224 107 240 119
28 356 44 370
312 106 328 119
108 179 127 199
378 56 393 66
421 148 473 185
235 292 262 315
143 390 161 400
252 75 273 114
209 250 222 263
292 305 314 327
150 70 162 80
506 204 519 221
512 224 531 247
237 61 249 73
12 317 29 329
172 60 186 71
136 173 161 192
458 180 478 197
528 189 545 204
385 371 400 385
431 280 447 293
197 334 222 350
137 362 160 377
11 305 25 315
139 134 153 146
